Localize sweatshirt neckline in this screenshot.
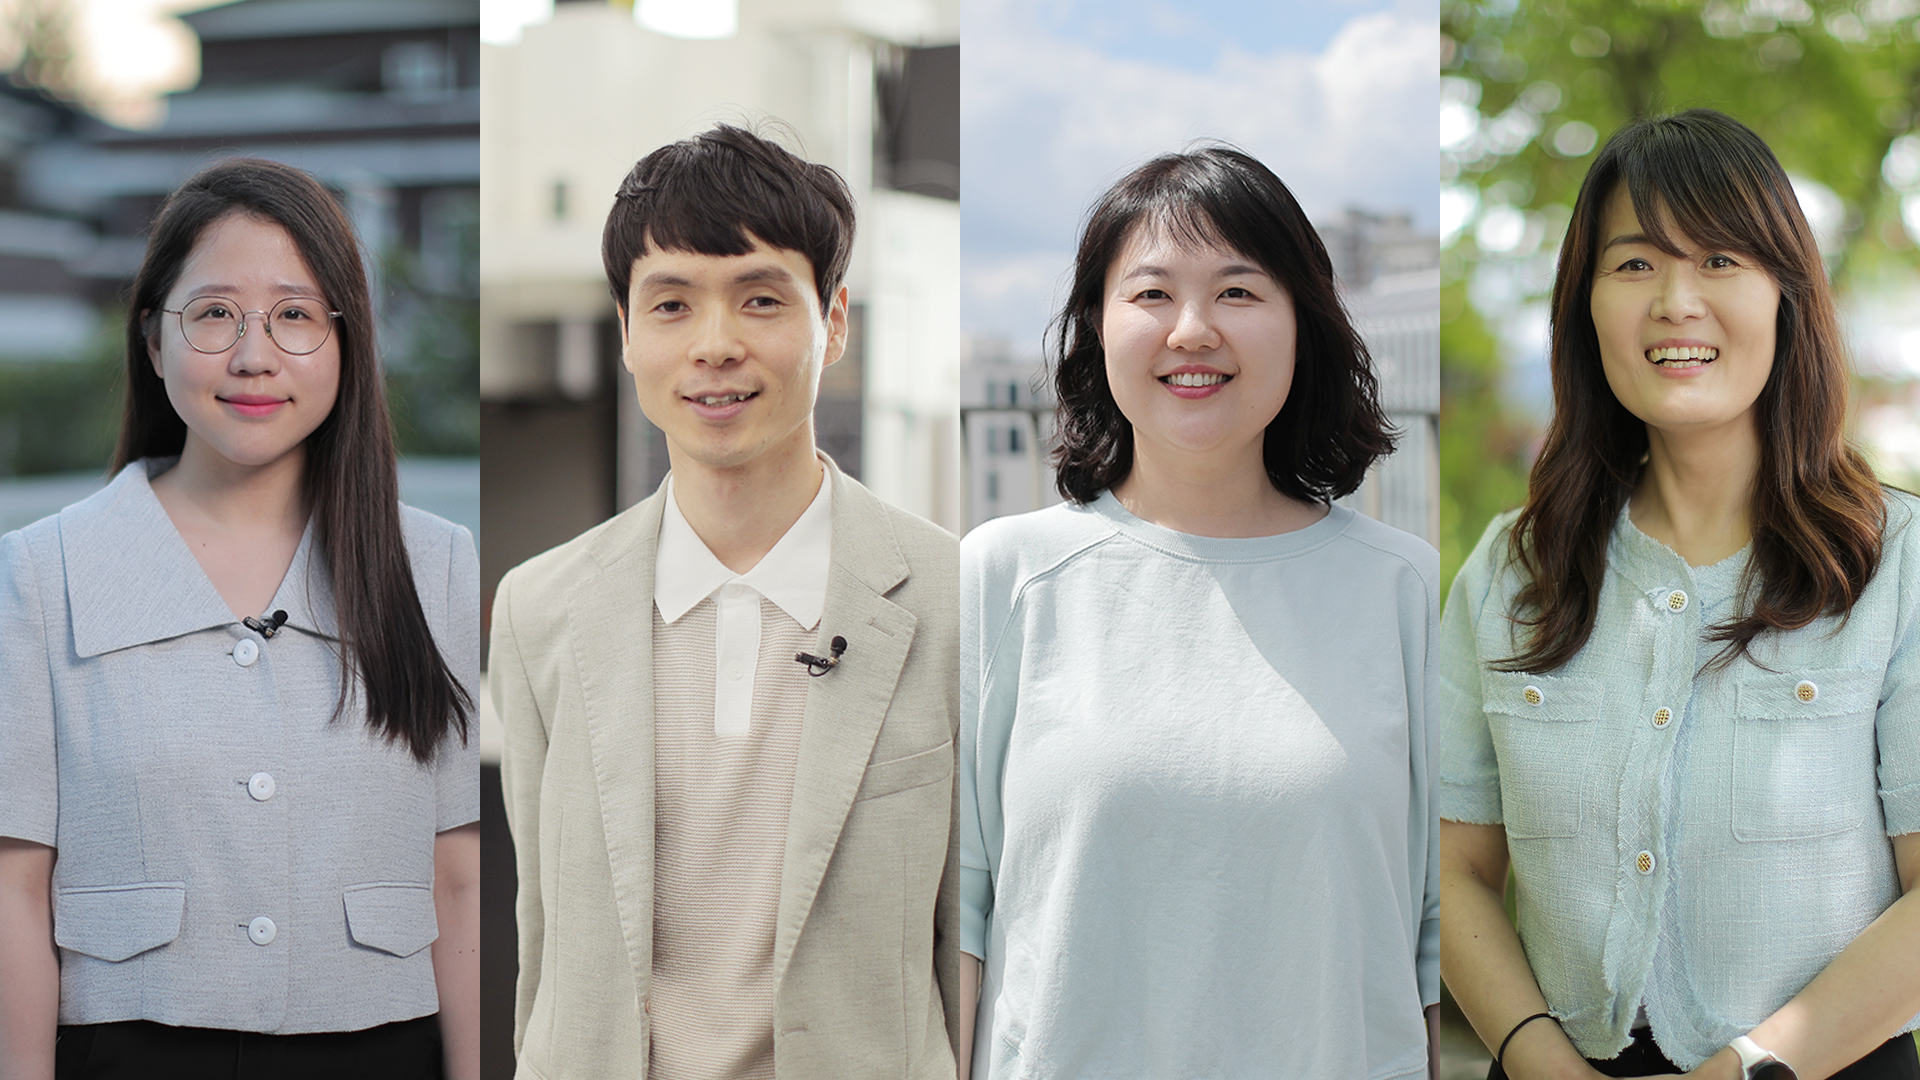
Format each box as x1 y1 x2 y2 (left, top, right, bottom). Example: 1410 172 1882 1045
1087 489 1351 563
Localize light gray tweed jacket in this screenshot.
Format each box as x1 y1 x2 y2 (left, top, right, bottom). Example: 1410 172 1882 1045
0 458 479 1033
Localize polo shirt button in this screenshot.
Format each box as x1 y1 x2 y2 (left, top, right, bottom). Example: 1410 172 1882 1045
247 772 275 801
1522 685 1544 706
233 639 259 667
725 662 744 681
248 916 277 945
1652 707 1672 728
1635 850 1656 875
1795 680 1818 703
1665 590 1689 613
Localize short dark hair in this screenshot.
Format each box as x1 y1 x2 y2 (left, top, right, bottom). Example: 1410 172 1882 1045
1049 145 1396 504
1505 108 1883 673
117 157 471 762
602 123 856 315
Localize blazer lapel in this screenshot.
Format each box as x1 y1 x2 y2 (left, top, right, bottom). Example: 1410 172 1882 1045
567 489 668 1009
772 461 917 984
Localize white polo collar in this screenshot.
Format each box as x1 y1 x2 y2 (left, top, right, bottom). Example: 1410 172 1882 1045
653 468 832 630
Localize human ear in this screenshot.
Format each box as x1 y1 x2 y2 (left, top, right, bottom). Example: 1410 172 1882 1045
143 310 163 378
821 285 849 368
615 301 636 374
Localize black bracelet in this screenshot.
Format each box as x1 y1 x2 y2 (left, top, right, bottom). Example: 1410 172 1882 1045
1496 1012 1559 1073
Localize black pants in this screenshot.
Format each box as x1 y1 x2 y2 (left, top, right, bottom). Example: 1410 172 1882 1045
55 1014 442 1080
1488 1029 1919 1079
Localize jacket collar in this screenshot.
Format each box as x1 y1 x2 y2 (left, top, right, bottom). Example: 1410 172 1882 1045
62 458 337 658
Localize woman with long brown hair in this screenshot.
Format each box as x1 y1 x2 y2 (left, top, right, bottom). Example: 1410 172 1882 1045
0 158 478 1080
1441 109 1920 1080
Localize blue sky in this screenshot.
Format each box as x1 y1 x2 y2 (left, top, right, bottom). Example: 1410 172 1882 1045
962 0 1438 354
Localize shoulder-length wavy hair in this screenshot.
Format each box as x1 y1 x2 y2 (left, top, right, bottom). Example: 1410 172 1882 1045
115 157 471 761
1048 145 1396 504
1503 108 1883 673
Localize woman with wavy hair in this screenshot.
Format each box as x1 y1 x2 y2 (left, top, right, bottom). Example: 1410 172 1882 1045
0 158 478 1080
959 146 1439 1078
1440 109 1920 1080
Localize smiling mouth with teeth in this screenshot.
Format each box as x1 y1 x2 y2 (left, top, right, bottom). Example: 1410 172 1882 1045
1646 346 1718 368
691 392 756 406
1161 372 1229 387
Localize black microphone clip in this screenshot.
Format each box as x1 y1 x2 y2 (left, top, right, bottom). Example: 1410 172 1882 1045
243 610 289 639
795 635 848 677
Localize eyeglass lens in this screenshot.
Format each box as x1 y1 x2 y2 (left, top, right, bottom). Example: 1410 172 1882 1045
179 297 334 355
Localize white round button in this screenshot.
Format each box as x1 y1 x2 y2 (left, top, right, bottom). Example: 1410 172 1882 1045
1665 590 1689 613
1795 680 1819 703
247 772 275 802
233 639 259 667
247 916 277 945
725 662 744 681
1652 707 1672 729
1635 850 1657 875
1522 685 1544 706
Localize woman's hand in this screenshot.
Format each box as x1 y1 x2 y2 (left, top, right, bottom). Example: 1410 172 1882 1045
0 838 56 1080
431 824 480 1080
1441 820 1600 1080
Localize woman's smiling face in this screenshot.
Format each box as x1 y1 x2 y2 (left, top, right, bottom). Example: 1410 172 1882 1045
1589 183 1782 441
1100 222 1297 471
147 212 341 472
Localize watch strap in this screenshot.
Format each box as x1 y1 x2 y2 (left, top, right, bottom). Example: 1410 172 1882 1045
1730 1036 1798 1080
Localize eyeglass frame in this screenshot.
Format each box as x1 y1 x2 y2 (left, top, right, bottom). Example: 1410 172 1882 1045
157 296 344 357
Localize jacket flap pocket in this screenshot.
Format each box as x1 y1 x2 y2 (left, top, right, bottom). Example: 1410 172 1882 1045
855 739 954 801
1734 667 1877 720
1481 669 1601 720
343 883 438 958
54 882 185 962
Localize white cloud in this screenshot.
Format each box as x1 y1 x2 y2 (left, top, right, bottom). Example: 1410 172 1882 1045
962 0 1436 344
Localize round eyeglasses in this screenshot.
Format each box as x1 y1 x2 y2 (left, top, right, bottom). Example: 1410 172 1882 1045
160 296 343 356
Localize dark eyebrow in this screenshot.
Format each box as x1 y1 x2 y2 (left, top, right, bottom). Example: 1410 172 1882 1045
732 266 798 287
1601 233 1650 253
636 271 692 291
1118 263 1269 282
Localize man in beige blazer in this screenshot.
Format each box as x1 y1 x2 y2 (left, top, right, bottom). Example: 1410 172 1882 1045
491 125 959 1079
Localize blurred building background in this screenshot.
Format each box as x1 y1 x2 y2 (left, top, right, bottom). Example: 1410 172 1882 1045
478 1 957 1073
0 0 479 534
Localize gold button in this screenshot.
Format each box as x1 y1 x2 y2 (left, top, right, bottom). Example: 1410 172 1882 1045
1795 680 1818 703
1666 590 1689 612
1523 685 1543 706
1653 708 1672 728
1636 850 1655 874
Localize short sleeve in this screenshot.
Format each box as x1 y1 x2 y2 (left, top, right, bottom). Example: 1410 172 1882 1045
959 525 1019 961
435 523 482 832
1878 503 1920 836
1437 514 1516 826
0 528 58 846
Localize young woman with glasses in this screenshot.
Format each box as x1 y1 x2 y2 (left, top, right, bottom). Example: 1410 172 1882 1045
1440 110 1920 1080
0 158 478 1080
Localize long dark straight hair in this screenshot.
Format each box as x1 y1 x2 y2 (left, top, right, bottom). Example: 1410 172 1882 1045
1503 109 1883 673
1048 145 1396 504
115 157 471 761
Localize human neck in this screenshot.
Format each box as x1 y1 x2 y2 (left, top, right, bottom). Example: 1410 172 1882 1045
670 445 825 574
1111 443 1324 538
1630 420 1761 567
150 438 309 537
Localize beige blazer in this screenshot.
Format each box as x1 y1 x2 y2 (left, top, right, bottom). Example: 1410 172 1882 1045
492 459 960 1079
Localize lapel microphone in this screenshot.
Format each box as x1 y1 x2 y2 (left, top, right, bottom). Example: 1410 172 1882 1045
795 635 848 677
243 610 289 639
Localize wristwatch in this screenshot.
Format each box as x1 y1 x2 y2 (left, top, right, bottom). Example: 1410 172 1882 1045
1730 1035 1798 1080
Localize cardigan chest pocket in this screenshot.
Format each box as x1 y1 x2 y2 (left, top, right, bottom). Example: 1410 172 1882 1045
1482 670 1602 840
1731 668 1879 842
343 883 439 957
54 882 186 962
